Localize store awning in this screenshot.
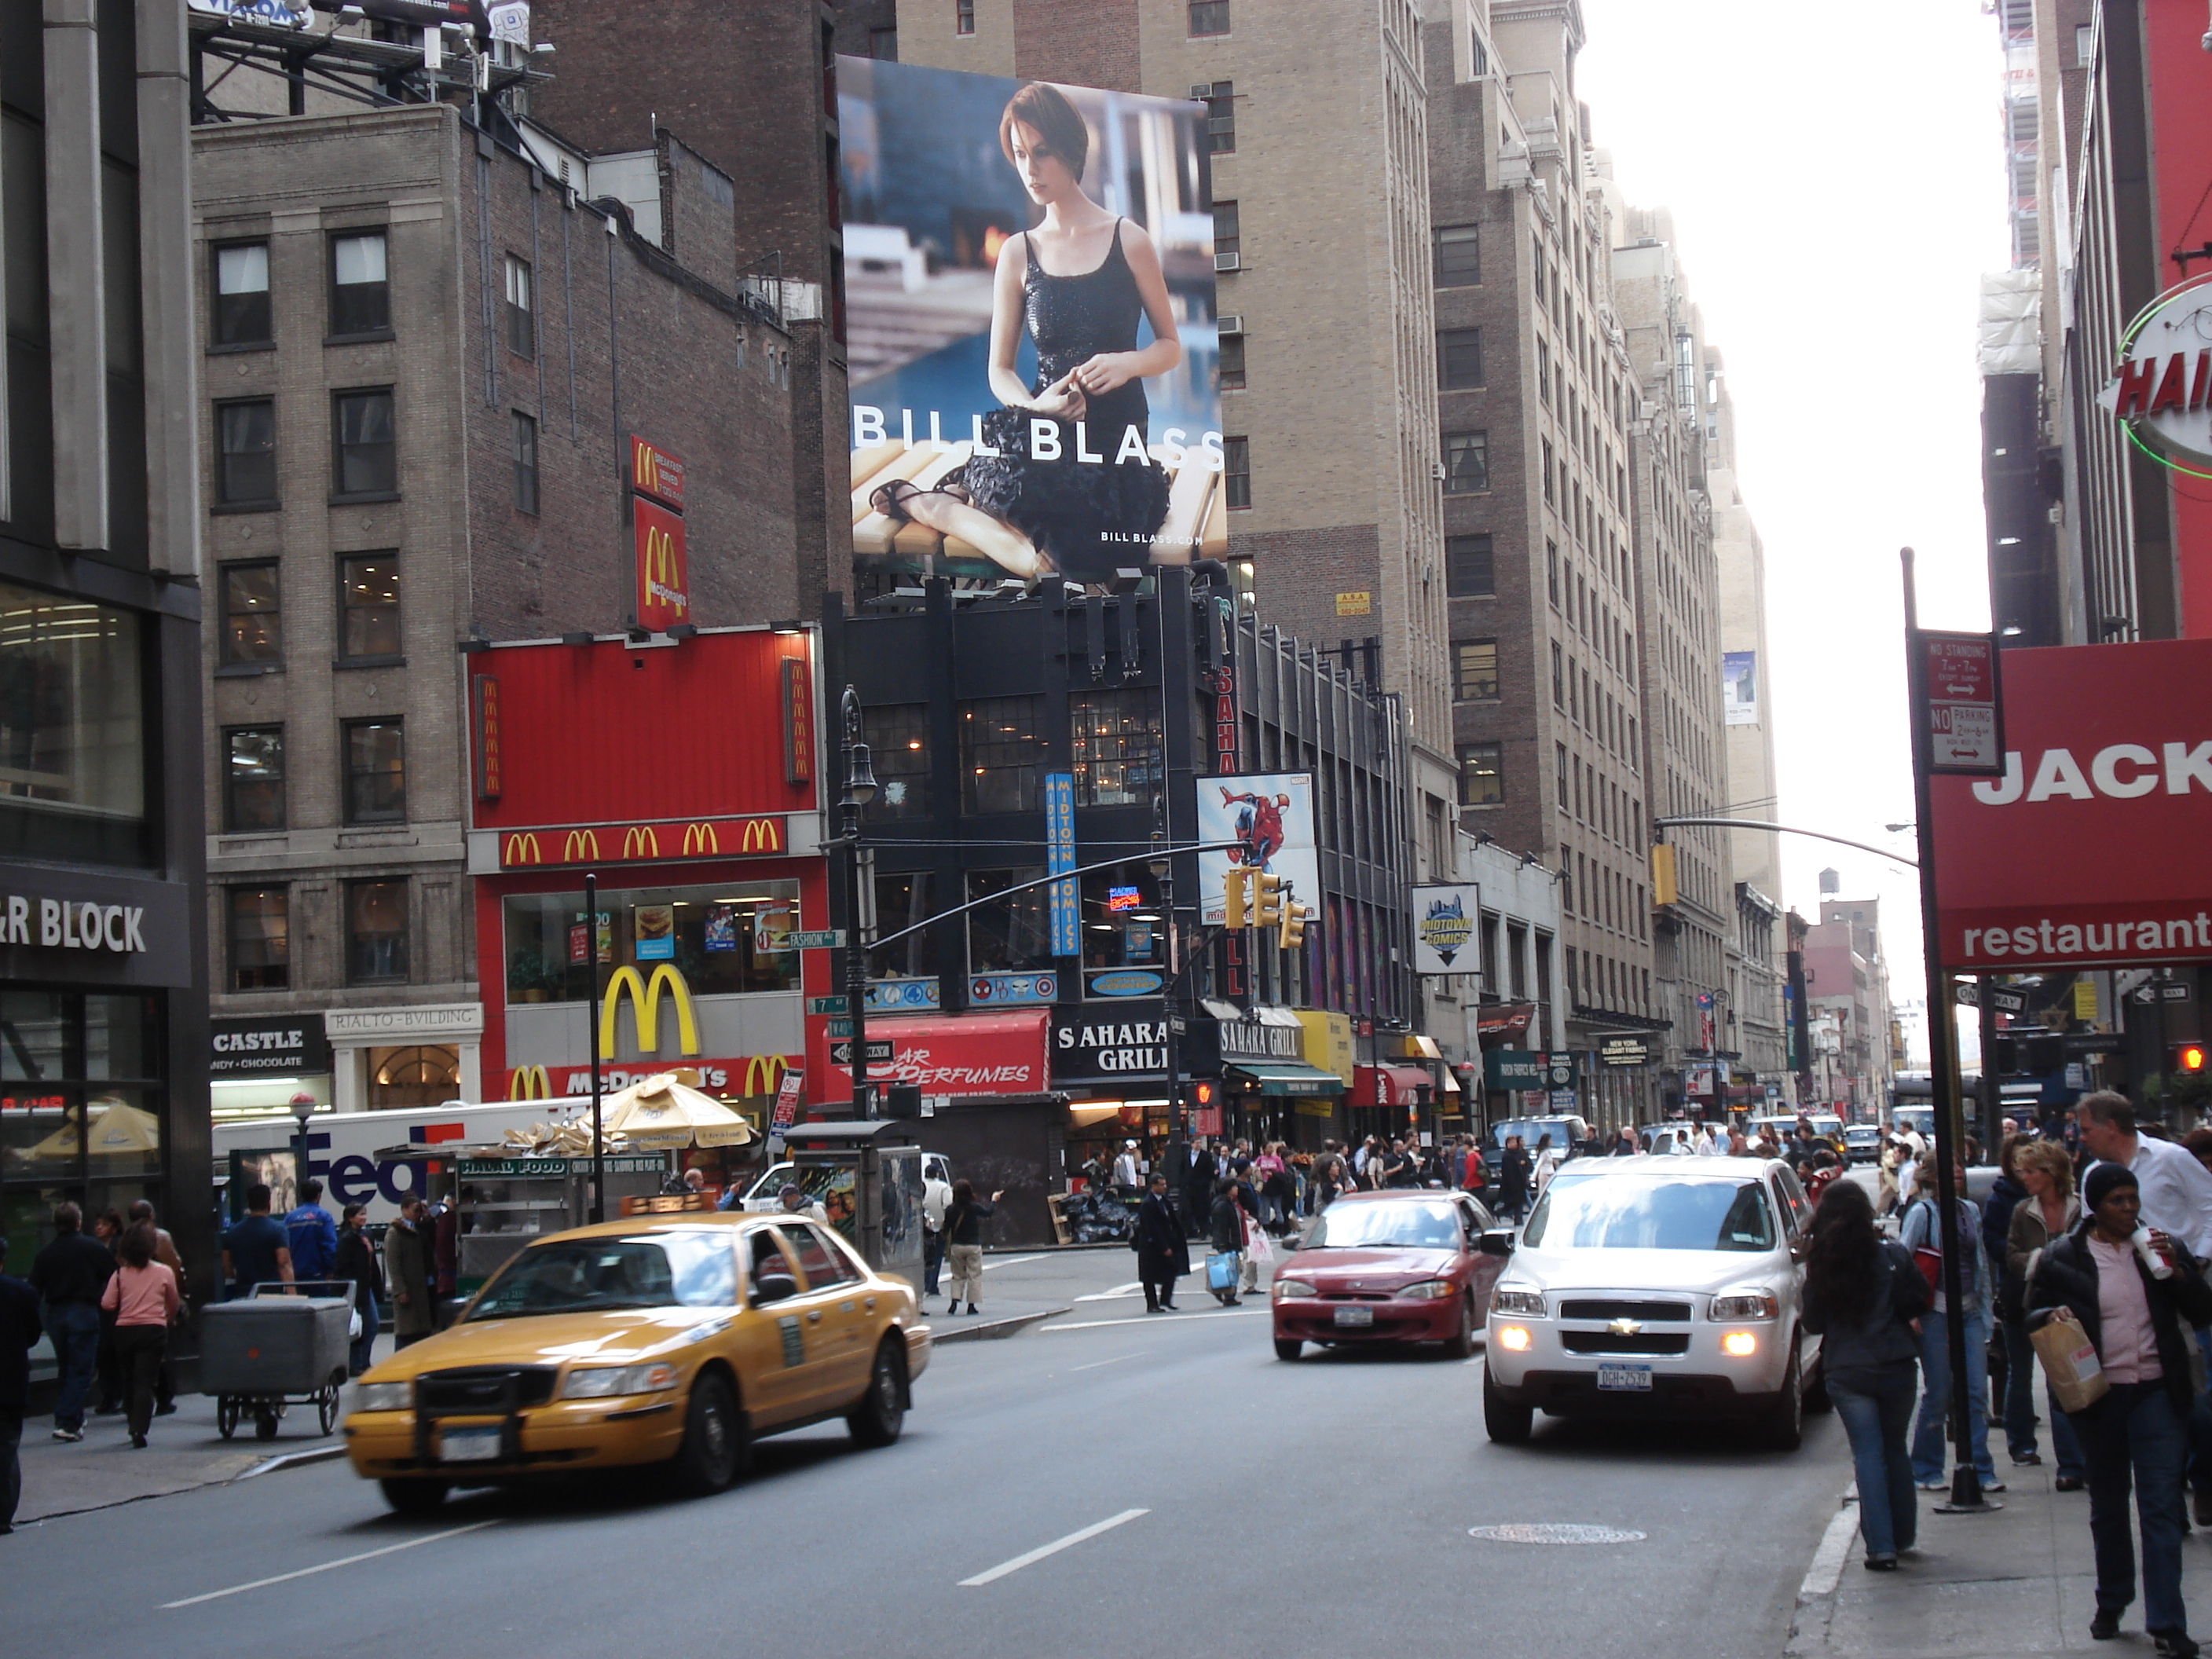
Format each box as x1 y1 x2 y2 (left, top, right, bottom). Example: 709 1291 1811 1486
854 1009 1050 1099
1405 1034 1444 1060
1225 1061 1342 1098
1353 1064 1436 1108
1477 1003 1536 1049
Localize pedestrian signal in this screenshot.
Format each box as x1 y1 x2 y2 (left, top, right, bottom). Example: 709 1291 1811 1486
2175 1042 2209 1076
1189 1080 1215 1108
1253 872 1285 929
1222 867 1252 928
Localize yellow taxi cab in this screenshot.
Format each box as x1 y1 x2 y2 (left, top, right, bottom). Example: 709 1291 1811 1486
343 1210 930 1512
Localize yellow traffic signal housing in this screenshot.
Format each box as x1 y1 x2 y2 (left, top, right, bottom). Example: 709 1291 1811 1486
1252 872 1285 928
1279 901 1310 950
1222 866 1252 928
1650 842 1679 907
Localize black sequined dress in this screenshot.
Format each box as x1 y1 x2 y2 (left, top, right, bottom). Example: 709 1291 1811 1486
958 219 1172 582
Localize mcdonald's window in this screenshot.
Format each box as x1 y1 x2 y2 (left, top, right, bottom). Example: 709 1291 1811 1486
0 583 148 866
228 887 289 991
346 879 409 985
338 555 401 662
504 255 534 360
862 703 928 821
511 412 539 515
967 868 1053 976
328 229 390 339
342 718 405 824
958 695 1046 815
223 727 285 833
1069 688 1161 808
331 389 397 500
218 562 281 665
500 880 804 1003
866 871 936 984
215 399 277 507
211 240 271 347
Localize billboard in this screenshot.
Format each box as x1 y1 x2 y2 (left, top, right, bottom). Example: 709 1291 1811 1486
1930 638 2212 970
1411 883 1481 976
1197 774 1318 927
837 57 1222 595
1722 651 1759 726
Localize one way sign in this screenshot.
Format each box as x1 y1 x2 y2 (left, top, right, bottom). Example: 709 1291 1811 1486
830 1038 895 1066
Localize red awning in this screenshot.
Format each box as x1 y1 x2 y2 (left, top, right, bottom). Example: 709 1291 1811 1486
1352 1064 1434 1108
861 1010 1050 1099
1476 1003 1536 1049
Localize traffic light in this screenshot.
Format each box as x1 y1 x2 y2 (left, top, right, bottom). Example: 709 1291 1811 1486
1279 899 1311 950
2175 1041 2209 1077
1252 872 1285 928
1650 843 1679 907
1222 866 1251 927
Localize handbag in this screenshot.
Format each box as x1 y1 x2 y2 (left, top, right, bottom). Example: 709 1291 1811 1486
2031 1309 2110 1412
1206 1251 1238 1292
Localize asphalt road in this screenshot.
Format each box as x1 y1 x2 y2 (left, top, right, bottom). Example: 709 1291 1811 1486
0 1251 1848 1658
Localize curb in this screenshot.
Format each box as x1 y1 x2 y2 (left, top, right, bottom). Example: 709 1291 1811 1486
235 1442 349 1480
929 1307 1071 1346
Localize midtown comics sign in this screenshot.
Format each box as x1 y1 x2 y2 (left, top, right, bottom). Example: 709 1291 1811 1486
1930 638 2212 969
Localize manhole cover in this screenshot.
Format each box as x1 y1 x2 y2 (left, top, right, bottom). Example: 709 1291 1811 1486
1467 1523 1646 1545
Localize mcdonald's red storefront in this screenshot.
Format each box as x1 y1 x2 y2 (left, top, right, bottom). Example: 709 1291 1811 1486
467 628 833 1134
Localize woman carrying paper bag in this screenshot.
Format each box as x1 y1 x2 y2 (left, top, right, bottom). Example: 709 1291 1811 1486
2029 1162 2212 1657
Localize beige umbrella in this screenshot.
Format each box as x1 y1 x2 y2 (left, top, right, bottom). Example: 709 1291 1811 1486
598 1073 756 1149
17 1098 161 1166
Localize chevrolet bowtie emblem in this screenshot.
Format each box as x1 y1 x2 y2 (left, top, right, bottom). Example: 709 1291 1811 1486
1609 1317 1643 1336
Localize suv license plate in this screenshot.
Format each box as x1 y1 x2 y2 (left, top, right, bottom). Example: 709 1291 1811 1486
1332 1306 1375 1328
440 1425 503 1462
1596 1363 1653 1392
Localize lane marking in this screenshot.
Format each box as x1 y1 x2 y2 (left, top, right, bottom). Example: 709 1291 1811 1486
1067 1351 1148 1372
1797 1496 1860 1599
162 1521 500 1608
1040 1308 1266 1332
1075 1282 1145 1302
959 1509 1150 1586
980 1254 1045 1272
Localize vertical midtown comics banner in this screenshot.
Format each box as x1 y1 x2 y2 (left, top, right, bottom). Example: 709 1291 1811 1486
631 435 689 630
837 57 1224 595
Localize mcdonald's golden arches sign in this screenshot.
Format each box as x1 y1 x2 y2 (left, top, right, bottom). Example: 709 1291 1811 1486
496 816 786 869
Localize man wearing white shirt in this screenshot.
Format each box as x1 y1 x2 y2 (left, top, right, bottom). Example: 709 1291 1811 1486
1694 1122 1721 1156
2075 1092 2212 1261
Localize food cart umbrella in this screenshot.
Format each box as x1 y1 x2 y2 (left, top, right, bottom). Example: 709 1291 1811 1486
24 1097 161 1162
598 1074 756 1149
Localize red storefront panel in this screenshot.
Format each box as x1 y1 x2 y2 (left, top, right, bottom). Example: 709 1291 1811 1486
821 1011 1050 1100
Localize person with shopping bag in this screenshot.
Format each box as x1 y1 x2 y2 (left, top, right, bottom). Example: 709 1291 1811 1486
1206 1178 1246 1306
2031 1161 2212 1655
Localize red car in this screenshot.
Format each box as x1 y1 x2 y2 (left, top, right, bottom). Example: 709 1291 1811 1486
1270 1189 1507 1361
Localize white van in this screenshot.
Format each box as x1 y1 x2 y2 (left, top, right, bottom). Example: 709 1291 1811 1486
739 1153 953 1213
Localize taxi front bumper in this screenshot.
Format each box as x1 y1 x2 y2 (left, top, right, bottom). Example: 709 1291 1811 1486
345 1393 687 1480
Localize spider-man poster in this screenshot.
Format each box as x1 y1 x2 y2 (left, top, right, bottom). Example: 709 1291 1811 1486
1196 773 1318 927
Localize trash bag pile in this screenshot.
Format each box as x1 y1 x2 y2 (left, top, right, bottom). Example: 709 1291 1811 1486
1060 1188 1136 1243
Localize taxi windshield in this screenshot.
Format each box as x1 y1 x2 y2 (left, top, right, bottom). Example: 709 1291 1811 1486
1303 1202 1463 1250
1522 1177 1774 1253
467 1232 734 1320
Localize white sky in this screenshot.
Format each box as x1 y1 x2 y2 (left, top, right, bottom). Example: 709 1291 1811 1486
1577 0 2012 1061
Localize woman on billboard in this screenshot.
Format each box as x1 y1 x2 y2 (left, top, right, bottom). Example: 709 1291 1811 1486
870 82 1185 586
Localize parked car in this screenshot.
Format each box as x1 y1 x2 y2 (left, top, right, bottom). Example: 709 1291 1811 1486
1480 1156 1822 1449
1842 1126 1884 1165
1270 1190 1507 1361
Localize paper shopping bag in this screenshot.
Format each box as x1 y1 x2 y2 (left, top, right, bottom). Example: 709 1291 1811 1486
2031 1310 2110 1412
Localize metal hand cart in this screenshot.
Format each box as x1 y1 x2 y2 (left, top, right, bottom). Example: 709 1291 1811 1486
198 1280 355 1440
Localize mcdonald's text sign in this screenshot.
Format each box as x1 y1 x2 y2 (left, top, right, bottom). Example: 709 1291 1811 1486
634 497 689 630
498 815 787 869
508 1053 798 1100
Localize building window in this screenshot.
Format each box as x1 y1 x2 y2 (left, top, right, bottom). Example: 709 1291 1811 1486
1224 435 1251 508
1433 223 1480 287
1218 332 1246 390
959 695 1046 816
866 870 937 982
1070 687 1162 807
0 587 145 866
218 562 281 665
512 411 539 514
331 389 397 498
1555 742 1569 807
1214 200 1240 262
863 704 930 820
1536 339 1551 405
1540 438 1555 504
328 230 390 337
1550 641 1563 707
229 888 290 991
346 878 409 985
211 241 271 346
504 255 534 359
339 555 401 661
1546 539 1560 605
342 718 405 823
954 0 974 36
223 727 285 832
1458 742 1503 807
1438 328 1484 390
1445 533 1492 597
216 399 277 507
873 23 901 53
1203 82 1236 152
1188 0 1230 37
1452 639 1498 701
1441 430 1489 494
967 868 1054 975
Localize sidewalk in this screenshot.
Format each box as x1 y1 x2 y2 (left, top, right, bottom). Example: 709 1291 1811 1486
1790 1464 2212 1659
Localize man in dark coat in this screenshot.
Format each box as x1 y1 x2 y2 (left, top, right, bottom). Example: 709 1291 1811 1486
383 1199 437 1348
0 1234 42 1532
1132 1174 1190 1313
1183 1139 1218 1239
29 1202 112 1441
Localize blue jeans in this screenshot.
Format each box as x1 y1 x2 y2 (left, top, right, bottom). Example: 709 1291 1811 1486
349 1289 379 1376
1911 1306 1996 1483
2075 1380 2190 1632
45 1301 101 1430
2001 1314 2086 1474
1831 1364 1920 1558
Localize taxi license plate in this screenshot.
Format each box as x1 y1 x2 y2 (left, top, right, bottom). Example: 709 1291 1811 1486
1596 1363 1653 1392
439 1425 504 1462
1333 1306 1375 1328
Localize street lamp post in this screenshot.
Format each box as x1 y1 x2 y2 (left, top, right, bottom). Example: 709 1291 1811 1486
587 870 604 1223
840 686 878 1118
288 1093 316 1225
1150 816 1185 1225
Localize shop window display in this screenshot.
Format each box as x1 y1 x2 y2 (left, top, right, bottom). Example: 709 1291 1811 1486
504 880 805 1003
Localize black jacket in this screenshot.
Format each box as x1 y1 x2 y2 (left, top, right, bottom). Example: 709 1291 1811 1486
1207 1195 1244 1254
2030 1222 2212 1417
334 1226 384 1302
0 1273 41 1410
1802 1240 1928 1379
1497 1148 1533 1203
29 1231 114 1306
1132 1192 1191 1281
945 1200 994 1247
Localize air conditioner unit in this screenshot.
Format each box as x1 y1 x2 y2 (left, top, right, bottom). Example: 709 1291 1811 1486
1191 83 1212 99
1218 313 1244 335
1214 251 1241 273
1431 460 1447 481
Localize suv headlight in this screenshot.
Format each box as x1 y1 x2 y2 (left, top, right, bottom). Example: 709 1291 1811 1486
1273 1279 1318 1299
1491 1287 1547 1317
1710 1289 1779 1321
353 1381 412 1412
1399 1280 1457 1301
562 1362 679 1399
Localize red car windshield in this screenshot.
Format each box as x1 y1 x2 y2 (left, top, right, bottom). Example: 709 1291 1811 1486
1303 1203 1463 1251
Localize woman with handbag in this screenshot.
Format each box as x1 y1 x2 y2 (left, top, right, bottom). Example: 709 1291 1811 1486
1207 1177 1246 1306
97 1223 178 1450
1800 1179 1929 1570
2030 1163 2212 1656
2006 1139 2086 1489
